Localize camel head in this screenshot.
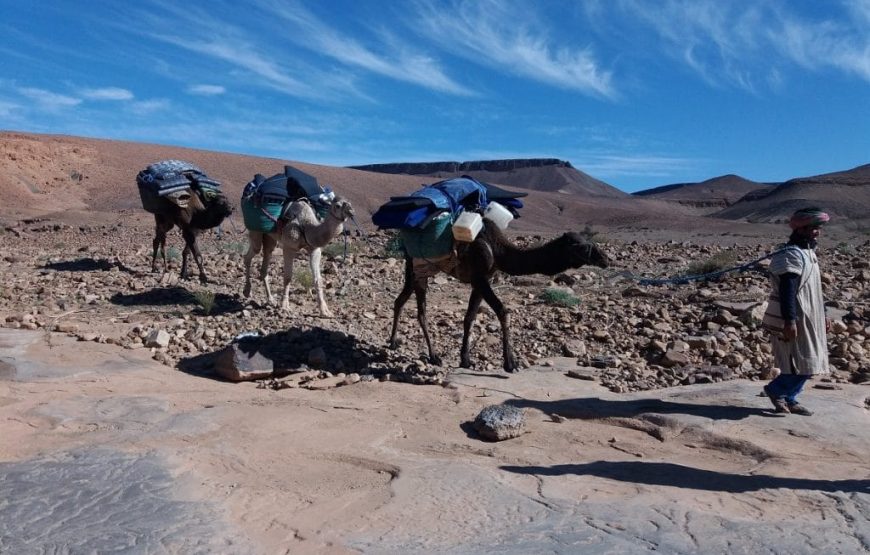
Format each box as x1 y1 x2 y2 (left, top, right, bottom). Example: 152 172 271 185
327 196 355 222
204 190 234 220
561 232 610 268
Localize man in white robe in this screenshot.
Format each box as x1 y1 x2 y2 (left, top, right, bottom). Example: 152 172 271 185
763 208 831 415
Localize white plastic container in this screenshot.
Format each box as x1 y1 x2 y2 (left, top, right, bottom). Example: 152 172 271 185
452 211 483 242
483 202 513 230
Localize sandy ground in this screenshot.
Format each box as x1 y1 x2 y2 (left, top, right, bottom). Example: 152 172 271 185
1 328 868 554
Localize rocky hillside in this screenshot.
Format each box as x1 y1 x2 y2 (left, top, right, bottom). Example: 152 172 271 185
715 164 870 225
633 174 772 214
350 158 628 198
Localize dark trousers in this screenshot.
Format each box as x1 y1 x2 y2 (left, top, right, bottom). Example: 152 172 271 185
766 373 809 404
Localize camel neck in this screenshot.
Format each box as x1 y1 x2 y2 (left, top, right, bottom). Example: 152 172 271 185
495 236 573 276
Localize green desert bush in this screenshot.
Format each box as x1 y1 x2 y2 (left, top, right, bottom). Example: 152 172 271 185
192 289 216 315
295 269 314 289
539 288 580 307
835 241 855 256
322 240 356 259
684 250 739 277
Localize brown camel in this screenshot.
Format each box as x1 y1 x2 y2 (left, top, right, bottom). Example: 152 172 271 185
389 222 610 372
151 189 234 284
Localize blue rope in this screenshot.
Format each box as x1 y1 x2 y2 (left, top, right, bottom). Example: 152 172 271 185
635 247 791 286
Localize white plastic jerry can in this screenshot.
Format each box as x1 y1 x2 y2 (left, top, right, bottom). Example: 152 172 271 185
452 211 483 242
483 202 513 230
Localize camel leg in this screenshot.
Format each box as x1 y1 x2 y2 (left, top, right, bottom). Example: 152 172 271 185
280 247 297 312
309 247 333 317
389 257 416 349
414 278 440 366
242 231 263 298
460 290 484 368
179 228 206 283
475 278 517 372
261 234 278 305
152 215 169 273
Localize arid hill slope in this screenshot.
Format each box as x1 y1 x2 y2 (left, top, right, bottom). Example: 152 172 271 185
633 174 772 214
0 132 738 235
715 164 870 225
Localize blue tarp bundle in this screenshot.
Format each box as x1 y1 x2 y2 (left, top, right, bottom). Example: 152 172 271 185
136 159 222 213
371 176 526 230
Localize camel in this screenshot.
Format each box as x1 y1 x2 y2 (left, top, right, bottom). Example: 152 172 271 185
242 196 354 317
151 189 233 284
389 222 610 372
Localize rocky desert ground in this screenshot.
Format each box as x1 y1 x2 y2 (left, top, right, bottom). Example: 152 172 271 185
0 133 868 554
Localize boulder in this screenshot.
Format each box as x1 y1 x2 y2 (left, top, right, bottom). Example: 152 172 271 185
214 341 274 382
473 405 526 441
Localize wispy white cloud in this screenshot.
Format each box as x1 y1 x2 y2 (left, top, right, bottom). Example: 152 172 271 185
613 0 870 88
130 1 359 101
572 153 699 177
80 87 134 101
187 84 226 96
258 0 472 96
17 87 81 109
413 0 615 98
128 98 171 114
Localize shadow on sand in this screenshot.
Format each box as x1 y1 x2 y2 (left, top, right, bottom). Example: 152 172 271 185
500 460 870 494
505 397 771 421
177 326 389 380
109 287 244 316
41 257 138 274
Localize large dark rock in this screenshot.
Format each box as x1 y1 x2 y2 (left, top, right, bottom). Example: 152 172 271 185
214 340 274 382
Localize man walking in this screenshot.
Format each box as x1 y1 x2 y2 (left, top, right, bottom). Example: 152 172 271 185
763 208 831 415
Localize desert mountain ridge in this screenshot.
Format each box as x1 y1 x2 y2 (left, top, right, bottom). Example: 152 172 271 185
349 159 627 199
0 131 867 234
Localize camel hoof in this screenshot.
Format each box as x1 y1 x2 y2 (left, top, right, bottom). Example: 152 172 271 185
429 355 443 366
242 286 251 298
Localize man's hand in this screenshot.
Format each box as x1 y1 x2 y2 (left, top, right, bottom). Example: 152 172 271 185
782 321 798 341
825 317 831 333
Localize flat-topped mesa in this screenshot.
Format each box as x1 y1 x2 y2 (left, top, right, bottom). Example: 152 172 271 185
350 159 573 175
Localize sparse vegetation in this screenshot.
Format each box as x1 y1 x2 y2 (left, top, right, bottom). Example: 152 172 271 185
295 269 314 289
684 250 739 277
322 240 356 259
192 289 216 315
166 246 180 261
538 287 580 307
836 242 855 256
219 241 248 255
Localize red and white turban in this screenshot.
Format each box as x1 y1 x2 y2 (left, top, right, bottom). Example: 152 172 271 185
789 208 830 230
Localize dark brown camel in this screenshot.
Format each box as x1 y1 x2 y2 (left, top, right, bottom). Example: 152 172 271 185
151 189 234 284
389 222 610 372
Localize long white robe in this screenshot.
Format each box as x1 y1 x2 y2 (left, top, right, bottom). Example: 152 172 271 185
769 246 829 376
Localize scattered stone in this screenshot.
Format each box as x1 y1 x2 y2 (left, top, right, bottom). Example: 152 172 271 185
145 329 171 349
566 369 596 381
473 405 526 441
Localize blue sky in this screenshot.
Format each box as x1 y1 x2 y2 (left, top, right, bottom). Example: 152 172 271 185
1 0 868 193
